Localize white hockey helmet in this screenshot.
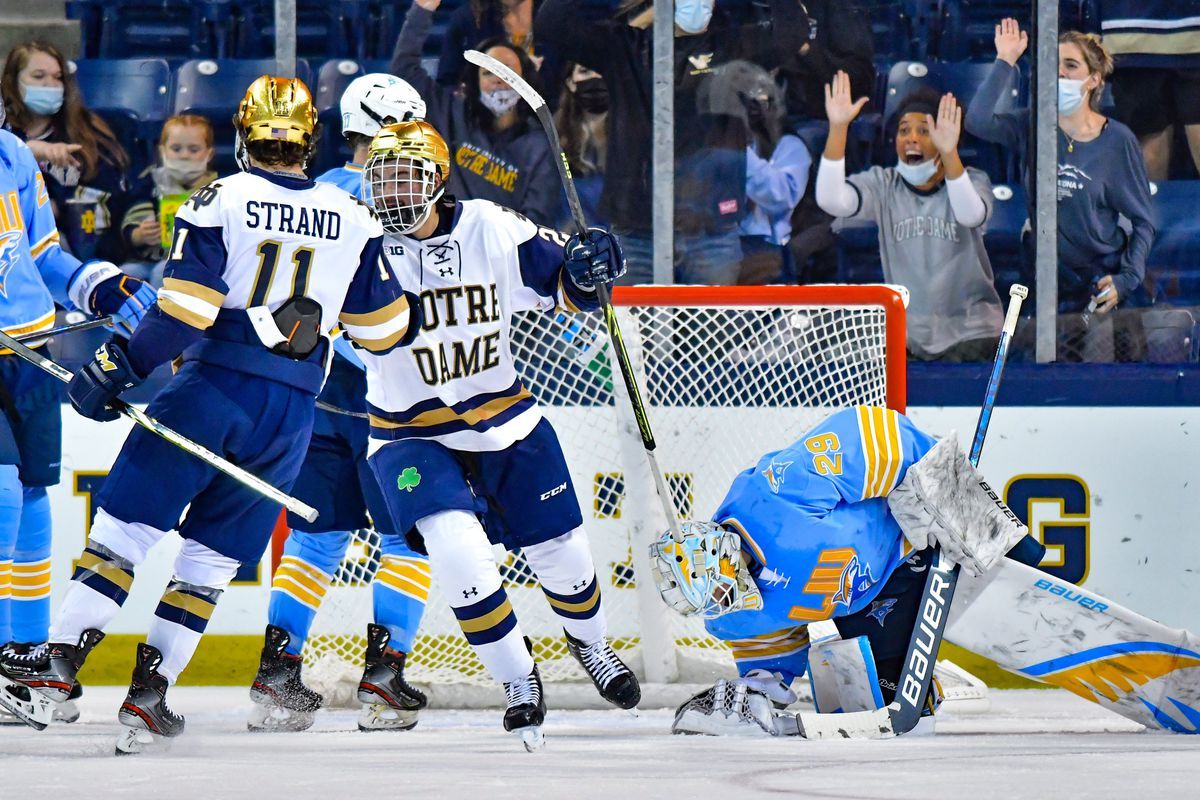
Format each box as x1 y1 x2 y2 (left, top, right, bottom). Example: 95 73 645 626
649 521 762 619
340 73 426 139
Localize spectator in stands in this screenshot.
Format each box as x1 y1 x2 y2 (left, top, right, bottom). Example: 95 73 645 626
121 115 217 284
776 0 876 125
965 20 1155 361
709 60 810 284
554 62 608 227
391 0 561 226
438 0 565 105
1098 2 1200 180
536 0 807 283
817 75 1003 362
1 41 132 262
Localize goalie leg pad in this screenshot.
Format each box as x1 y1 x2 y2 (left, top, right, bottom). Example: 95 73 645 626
808 635 885 714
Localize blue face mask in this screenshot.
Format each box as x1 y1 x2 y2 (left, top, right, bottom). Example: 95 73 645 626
675 0 714 34
1058 78 1086 115
21 83 63 115
895 157 939 187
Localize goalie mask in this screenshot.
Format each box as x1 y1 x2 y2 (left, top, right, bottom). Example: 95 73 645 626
363 120 451 235
233 75 318 171
649 521 762 619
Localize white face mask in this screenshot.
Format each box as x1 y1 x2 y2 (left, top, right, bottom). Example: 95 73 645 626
675 0 715 34
895 157 939 187
1058 78 1087 114
480 88 520 117
160 155 208 183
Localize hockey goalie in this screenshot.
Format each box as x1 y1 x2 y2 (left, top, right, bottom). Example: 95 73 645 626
650 406 1200 737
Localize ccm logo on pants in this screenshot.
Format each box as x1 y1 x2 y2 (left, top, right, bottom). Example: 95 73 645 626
540 482 568 501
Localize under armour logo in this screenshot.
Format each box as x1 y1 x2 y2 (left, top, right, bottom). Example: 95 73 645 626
438 266 454 277
462 587 479 598
572 580 589 591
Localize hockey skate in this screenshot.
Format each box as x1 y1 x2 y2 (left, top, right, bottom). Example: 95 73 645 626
0 644 82 724
565 631 640 712
0 630 104 729
115 643 184 755
503 663 546 752
247 625 323 732
356 623 426 732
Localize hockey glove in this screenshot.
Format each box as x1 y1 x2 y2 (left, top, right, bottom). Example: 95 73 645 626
67 261 156 336
68 341 142 422
887 435 1028 577
564 227 626 290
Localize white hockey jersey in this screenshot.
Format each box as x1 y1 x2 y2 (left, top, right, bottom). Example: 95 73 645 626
360 199 598 452
129 167 416 393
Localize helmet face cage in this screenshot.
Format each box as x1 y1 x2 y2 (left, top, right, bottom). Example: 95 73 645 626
649 522 762 620
364 151 443 236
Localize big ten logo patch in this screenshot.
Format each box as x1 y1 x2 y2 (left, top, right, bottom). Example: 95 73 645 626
1004 474 1090 585
73 472 260 585
593 472 693 589
500 549 538 587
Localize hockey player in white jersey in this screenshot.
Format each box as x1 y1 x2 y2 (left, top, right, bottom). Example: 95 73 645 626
357 119 637 749
249 73 432 733
0 76 420 748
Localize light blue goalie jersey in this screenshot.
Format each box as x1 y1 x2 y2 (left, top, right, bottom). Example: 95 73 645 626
0 129 82 337
705 406 939 644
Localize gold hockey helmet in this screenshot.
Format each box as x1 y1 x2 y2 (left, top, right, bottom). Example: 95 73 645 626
363 120 452 235
235 75 317 145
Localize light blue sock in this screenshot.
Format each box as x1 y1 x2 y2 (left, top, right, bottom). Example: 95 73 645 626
372 534 430 653
11 486 51 643
268 530 351 655
0 465 21 645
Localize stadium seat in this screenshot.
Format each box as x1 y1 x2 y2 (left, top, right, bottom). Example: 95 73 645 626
234 1 370 60
173 59 315 175
983 183 1027 296
98 0 235 59
66 0 104 59
833 218 884 285
73 58 172 172
1146 181 1200 307
938 0 1031 61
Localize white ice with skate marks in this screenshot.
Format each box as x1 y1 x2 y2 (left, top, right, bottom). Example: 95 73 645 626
3 687 1199 799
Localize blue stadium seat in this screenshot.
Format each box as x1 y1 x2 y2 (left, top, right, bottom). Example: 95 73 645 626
983 183 1027 295
833 218 884 285
234 1 370 60
938 0 1031 61
1146 181 1200 306
881 60 1023 182
173 59 315 175
98 0 235 59
73 58 172 172
66 0 104 59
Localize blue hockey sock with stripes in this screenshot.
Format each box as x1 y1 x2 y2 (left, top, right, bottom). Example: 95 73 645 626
0 465 20 645
269 530 351 655
11 486 51 643
372 534 430 653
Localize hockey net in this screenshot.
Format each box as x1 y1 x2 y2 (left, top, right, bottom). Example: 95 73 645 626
297 285 908 707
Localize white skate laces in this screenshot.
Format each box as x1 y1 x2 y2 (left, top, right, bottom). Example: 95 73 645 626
575 640 626 690
505 673 542 708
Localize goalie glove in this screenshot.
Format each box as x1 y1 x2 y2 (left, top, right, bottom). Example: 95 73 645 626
672 679 780 737
887 435 1027 577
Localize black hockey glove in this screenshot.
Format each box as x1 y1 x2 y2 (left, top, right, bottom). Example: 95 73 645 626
564 227 627 290
68 340 142 422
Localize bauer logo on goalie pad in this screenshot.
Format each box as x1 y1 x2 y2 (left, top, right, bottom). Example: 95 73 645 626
1033 578 1108 612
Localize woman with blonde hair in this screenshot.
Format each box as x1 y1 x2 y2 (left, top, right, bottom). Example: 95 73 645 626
1 40 132 262
965 20 1156 361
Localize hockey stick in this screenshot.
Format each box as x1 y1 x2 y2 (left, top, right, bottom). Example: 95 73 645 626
886 283 1028 736
463 49 684 542
315 399 369 419
0 329 320 523
11 315 114 344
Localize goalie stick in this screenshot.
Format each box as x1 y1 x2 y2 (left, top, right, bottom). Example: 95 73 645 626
463 48 683 542
0 328 320 523
11 315 114 344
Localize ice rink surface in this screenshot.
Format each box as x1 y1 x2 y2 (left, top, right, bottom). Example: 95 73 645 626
4 687 1198 799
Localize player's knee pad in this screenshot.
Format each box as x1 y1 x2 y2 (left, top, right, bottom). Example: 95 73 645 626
416 510 502 605
172 539 241 591
521 526 597 593
808 635 885 714
14 486 51 559
88 508 170 567
286 529 352 575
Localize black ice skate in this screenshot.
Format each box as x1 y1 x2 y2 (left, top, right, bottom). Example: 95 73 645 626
0 644 82 725
247 624 323 732
115 643 184 755
565 631 641 711
503 663 546 752
357 623 426 732
0 630 104 729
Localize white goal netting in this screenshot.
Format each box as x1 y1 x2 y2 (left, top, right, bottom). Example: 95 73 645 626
298 285 906 706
